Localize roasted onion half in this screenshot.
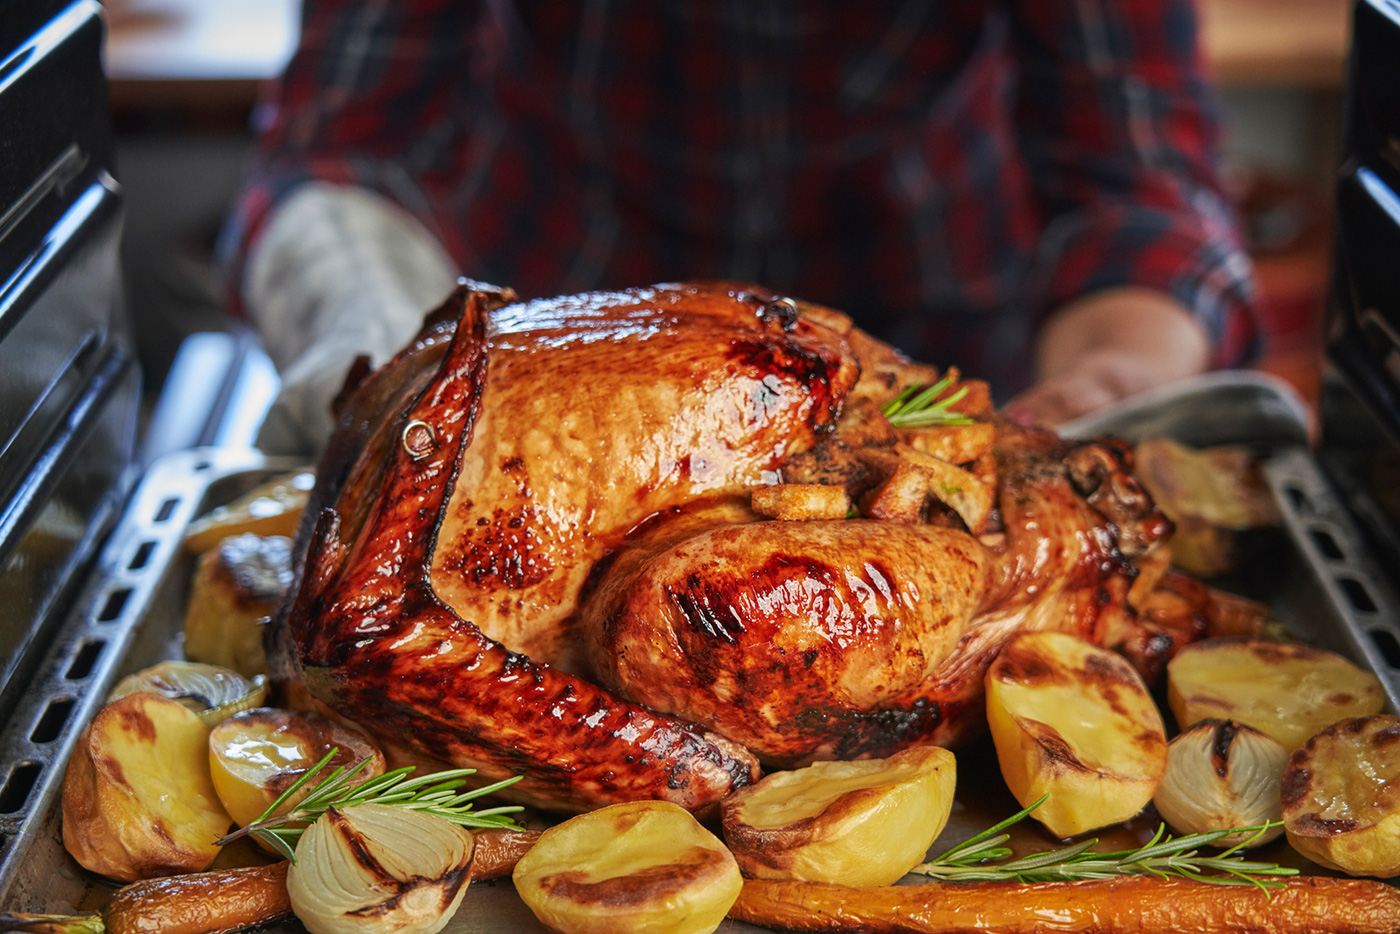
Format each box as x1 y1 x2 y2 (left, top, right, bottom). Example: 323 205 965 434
286 804 474 934
109 661 267 727
1153 719 1287 847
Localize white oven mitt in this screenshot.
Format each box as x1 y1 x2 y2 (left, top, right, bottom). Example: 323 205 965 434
243 182 458 455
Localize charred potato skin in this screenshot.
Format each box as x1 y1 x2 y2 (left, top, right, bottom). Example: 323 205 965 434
183 534 294 678
1282 715 1400 878
721 745 955 887
985 632 1167 838
1167 638 1385 751
513 800 741 934
208 707 386 829
722 785 891 882
62 692 232 882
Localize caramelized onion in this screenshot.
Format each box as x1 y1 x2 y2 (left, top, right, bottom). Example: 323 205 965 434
287 804 474 934
110 661 268 726
1153 719 1286 847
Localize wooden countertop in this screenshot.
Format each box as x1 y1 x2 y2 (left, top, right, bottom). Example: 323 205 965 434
101 0 1355 111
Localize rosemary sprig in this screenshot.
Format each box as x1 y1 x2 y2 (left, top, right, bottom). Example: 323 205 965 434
882 375 973 427
913 795 1299 888
216 749 525 861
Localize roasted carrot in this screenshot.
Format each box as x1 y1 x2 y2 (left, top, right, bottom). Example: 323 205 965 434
731 875 1400 934
102 863 291 934
471 828 541 880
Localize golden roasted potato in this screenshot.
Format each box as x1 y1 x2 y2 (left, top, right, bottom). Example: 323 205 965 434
722 745 955 887
1167 638 1384 751
184 469 315 554
1282 715 1400 877
1134 439 1279 577
513 800 741 934
62 691 232 882
183 533 294 678
985 631 1167 838
209 708 386 828
110 660 267 726
751 483 851 521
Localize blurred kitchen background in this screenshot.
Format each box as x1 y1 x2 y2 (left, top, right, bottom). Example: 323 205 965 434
102 0 1351 415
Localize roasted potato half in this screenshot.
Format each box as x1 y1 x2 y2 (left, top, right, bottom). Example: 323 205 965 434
184 469 314 554
985 631 1167 838
722 745 955 886
1134 438 1278 578
62 691 232 882
513 800 741 934
209 708 386 829
183 533 294 678
1167 638 1384 751
1282 715 1400 877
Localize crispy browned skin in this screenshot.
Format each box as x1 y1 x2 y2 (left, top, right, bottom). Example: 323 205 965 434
584 520 988 767
730 876 1400 934
284 286 817 813
585 419 1172 766
101 863 291 934
430 283 859 670
278 280 1194 808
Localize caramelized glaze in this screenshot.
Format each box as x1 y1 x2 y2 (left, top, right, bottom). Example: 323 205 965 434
275 281 1197 812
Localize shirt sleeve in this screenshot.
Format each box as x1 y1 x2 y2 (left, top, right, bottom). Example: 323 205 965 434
1008 0 1259 366
220 0 485 310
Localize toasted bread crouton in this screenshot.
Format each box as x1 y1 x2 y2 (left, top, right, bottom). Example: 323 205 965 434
900 421 995 466
895 446 994 534
752 484 852 521
865 461 932 523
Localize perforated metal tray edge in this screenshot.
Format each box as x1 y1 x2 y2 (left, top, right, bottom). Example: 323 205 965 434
1265 448 1400 713
0 446 279 907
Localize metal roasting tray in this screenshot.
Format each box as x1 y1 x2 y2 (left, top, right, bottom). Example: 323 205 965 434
2 372 1398 931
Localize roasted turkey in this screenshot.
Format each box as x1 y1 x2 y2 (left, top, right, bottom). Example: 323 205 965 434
272 281 1240 814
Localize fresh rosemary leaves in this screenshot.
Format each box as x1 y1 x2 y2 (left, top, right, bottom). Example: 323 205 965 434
913 795 1298 887
882 375 973 427
216 749 524 861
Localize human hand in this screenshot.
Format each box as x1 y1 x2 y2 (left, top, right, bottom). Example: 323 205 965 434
1003 287 1210 427
1003 347 1167 426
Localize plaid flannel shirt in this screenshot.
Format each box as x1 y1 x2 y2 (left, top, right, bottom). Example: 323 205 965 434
224 0 1256 398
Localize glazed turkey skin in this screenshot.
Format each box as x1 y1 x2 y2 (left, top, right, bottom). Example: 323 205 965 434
276 280 1204 813
428 283 862 670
